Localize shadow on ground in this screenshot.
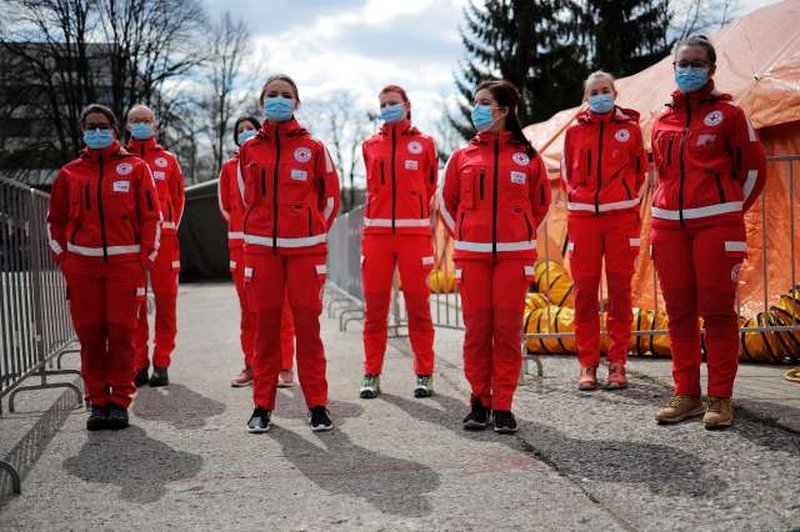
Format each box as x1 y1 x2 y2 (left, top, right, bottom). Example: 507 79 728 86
266 392 441 518
63 426 203 504
381 392 727 498
132 383 226 430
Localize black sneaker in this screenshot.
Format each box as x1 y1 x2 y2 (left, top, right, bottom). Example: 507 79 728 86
308 406 333 432
106 403 129 430
133 367 149 388
149 366 169 387
86 405 108 431
463 397 490 430
493 410 518 433
246 407 271 433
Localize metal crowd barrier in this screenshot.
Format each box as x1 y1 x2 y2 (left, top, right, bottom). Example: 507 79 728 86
1 177 81 493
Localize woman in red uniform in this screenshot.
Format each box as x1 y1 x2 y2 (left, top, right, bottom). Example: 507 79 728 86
47 104 161 431
651 36 766 429
359 84 437 399
219 116 296 388
239 74 340 433
561 71 646 391
439 80 550 433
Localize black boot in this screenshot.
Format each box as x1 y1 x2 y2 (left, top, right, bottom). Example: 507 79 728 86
148 366 169 387
86 405 108 431
133 367 149 388
106 403 129 430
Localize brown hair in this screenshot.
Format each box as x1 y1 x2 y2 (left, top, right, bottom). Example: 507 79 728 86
380 84 411 119
79 103 118 134
674 35 717 64
233 115 261 146
259 74 300 105
475 79 536 157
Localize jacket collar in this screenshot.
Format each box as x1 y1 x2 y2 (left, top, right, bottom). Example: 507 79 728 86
81 140 125 161
379 119 414 136
259 117 307 139
472 129 516 146
577 106 641 125
668 80 731 109
126 137 160 153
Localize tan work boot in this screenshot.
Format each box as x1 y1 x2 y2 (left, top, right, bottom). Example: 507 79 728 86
703 397 734 430
655 395 704 424
578 366 598 391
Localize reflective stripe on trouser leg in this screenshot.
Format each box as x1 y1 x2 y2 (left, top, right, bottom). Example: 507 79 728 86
362 234 396 375
567 215 604 368
603 212 640 365
395 234 435 376
152 235 179 368
489 259 529 411
694 224 747 398
457 260 494 408
286 253 328 408
231 247 255 368
652 226 702 396
246 253 285 410
105 263 146 407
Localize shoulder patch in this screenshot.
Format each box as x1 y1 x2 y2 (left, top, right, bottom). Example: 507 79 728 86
512 152 530 166
154 157 169 168
407 141 423 154
294 147 313 163
116 162 133 175
703 110 724 127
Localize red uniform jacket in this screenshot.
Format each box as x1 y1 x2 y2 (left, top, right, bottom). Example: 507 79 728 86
218 154 245 250
362 120 437 235
561 107 646 216
651 82 766 227
47 141 162 266
126 138 185 235
438 131 551 261
238 118 340 255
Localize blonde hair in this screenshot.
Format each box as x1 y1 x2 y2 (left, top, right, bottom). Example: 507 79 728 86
583 70 616 101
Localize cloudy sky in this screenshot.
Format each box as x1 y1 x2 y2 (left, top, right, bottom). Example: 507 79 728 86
202 0 779 135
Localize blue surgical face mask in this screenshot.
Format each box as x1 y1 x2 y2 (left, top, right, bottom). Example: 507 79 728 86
588 93 615 114
380 103 405 124
263 96 294 123
83 129 114 150
237 129 256 145
675 66 709 93
130 122 154 140
471 104 495 132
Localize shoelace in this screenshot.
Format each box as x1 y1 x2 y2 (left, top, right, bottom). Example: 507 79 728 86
706 399 723 413
667 397 686 409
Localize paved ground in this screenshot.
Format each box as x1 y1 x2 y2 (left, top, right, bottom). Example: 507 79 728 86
1 282 799 531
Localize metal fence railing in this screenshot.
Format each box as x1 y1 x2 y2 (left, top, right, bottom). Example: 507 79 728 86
1 177 82 494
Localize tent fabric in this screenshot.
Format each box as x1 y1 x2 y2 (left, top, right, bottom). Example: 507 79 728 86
178 179 231 281
524 0 800 170
517 0 800 318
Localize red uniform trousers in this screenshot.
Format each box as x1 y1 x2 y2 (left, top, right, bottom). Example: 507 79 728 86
362 233 435 376
456 258 531 411
652 222 746 398
63 256 146 408
568 209 641 367
231 247 295 370
135 234 179 370
245 251 326 410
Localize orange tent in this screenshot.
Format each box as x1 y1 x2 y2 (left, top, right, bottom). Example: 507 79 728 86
523 0 800 317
